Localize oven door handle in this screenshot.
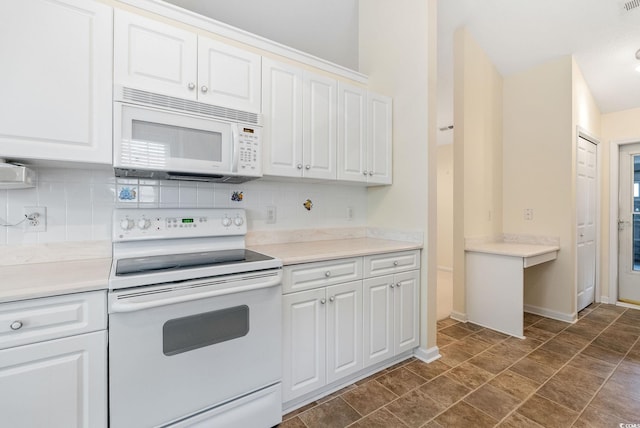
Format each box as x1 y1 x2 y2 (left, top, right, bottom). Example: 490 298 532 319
109 274 281 313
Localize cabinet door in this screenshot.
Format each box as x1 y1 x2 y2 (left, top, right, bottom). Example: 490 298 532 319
198 37 261 112
114 9 197 100
326 281 362 383
363 275 394 367
262 58 303 177
303 72 337 180
282 289 326 402
367 92 393 185
337 82 367 183
0 0 112 164
0 331 107 428
394 270 420 354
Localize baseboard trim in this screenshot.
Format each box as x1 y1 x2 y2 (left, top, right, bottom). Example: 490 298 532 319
599 296 610 304
616 300 640 310
414 346 440 363
450 311 467 322
524 304 577 324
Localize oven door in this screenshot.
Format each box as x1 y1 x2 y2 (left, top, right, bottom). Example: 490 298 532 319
114 102 236 176
108 269 282 428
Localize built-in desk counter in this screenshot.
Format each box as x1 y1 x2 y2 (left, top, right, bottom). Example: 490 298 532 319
465 241 559 338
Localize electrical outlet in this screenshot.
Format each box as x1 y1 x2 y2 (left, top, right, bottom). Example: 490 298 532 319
24 206 46 232
346 206 354 221
266 206 276 224
524 208 533 221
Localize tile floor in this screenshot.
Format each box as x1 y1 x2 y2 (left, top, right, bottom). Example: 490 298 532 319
279 303 640 427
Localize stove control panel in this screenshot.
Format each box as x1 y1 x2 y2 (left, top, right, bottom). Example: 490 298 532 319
113 208 247 241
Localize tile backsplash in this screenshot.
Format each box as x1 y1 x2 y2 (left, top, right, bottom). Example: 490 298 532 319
0 167 367 246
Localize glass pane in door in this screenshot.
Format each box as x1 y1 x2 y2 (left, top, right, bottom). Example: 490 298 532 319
633 155 640 271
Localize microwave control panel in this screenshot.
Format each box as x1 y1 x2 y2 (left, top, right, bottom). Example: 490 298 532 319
237 126 261 175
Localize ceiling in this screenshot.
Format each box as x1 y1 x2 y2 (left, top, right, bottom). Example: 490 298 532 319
438 0 640 144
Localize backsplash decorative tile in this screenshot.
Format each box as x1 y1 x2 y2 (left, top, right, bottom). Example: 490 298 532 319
0 167 367 246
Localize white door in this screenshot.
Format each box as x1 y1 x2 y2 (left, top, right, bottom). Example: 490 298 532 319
576 136 597 311
282 288 326 402
0 331 107 428
0 0 112 164
114 9 197 99
326 281 362 383
262 58 303 177
618 143 640 304
367 92 393 185
363 275 394 367
337 82 367 183
197 37 261 112
303 72 337 180
394 270 420 354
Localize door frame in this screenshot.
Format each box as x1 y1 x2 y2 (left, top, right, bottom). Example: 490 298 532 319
609 137 640 305
576 128 601 311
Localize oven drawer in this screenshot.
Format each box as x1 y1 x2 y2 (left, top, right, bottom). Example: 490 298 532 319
364 250 421 277
0 291 106 350
283 257 363 294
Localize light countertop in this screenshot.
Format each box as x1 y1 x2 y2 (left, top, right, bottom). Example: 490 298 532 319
465 241 559 258
249 238 422 265
0 258 112 304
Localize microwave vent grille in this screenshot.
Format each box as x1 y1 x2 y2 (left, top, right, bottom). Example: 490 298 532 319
121 87 261 126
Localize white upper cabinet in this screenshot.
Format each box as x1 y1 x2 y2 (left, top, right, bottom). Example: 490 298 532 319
114 10 197 100
0 0 112 164
367 92 393 185
337 83 393 185
262 58 337 179
262 58 303 177
114 10 261 112
197 38 261 112
337 82 367 183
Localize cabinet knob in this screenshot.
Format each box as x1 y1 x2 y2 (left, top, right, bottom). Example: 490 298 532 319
329 296 335 302
10 321 23 330
363 170 368 176
297 164 303 170
320 298 326 304
325 271 331 277
396 282 402 288
393 261 399 266
305 165 311 170
188 82 196 90
201 85 208 93
369 171 374 176
390 284 395 288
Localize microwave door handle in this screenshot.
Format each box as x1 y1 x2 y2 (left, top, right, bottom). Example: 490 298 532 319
231 125 239 173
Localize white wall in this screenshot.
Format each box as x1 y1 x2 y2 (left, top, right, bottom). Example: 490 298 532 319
0 168 367 246
452 28 503 317
359 0 437 351
163 0 359 70
437 143 453 270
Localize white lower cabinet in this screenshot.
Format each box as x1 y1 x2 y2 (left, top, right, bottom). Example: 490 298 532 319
363 270 420 368
282 250 420 404
282 281 362 402
0 292 107 428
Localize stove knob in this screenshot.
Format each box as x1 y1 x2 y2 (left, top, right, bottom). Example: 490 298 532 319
222 217 232 227
119 218 134 231
234 216 244 226
137 218 151 230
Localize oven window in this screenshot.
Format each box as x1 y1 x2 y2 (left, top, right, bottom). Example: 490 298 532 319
162 305 249 356
132 120 223 163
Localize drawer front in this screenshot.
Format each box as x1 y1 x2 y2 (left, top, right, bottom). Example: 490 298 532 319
283 257 362 294
0 291 107 350
364 250 421 278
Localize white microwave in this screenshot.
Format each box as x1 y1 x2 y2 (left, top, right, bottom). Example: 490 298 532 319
113 87 262 183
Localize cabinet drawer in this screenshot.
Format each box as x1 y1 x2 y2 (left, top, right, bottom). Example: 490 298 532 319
0 291 106 350
283 257 362 294
364 250 421 277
